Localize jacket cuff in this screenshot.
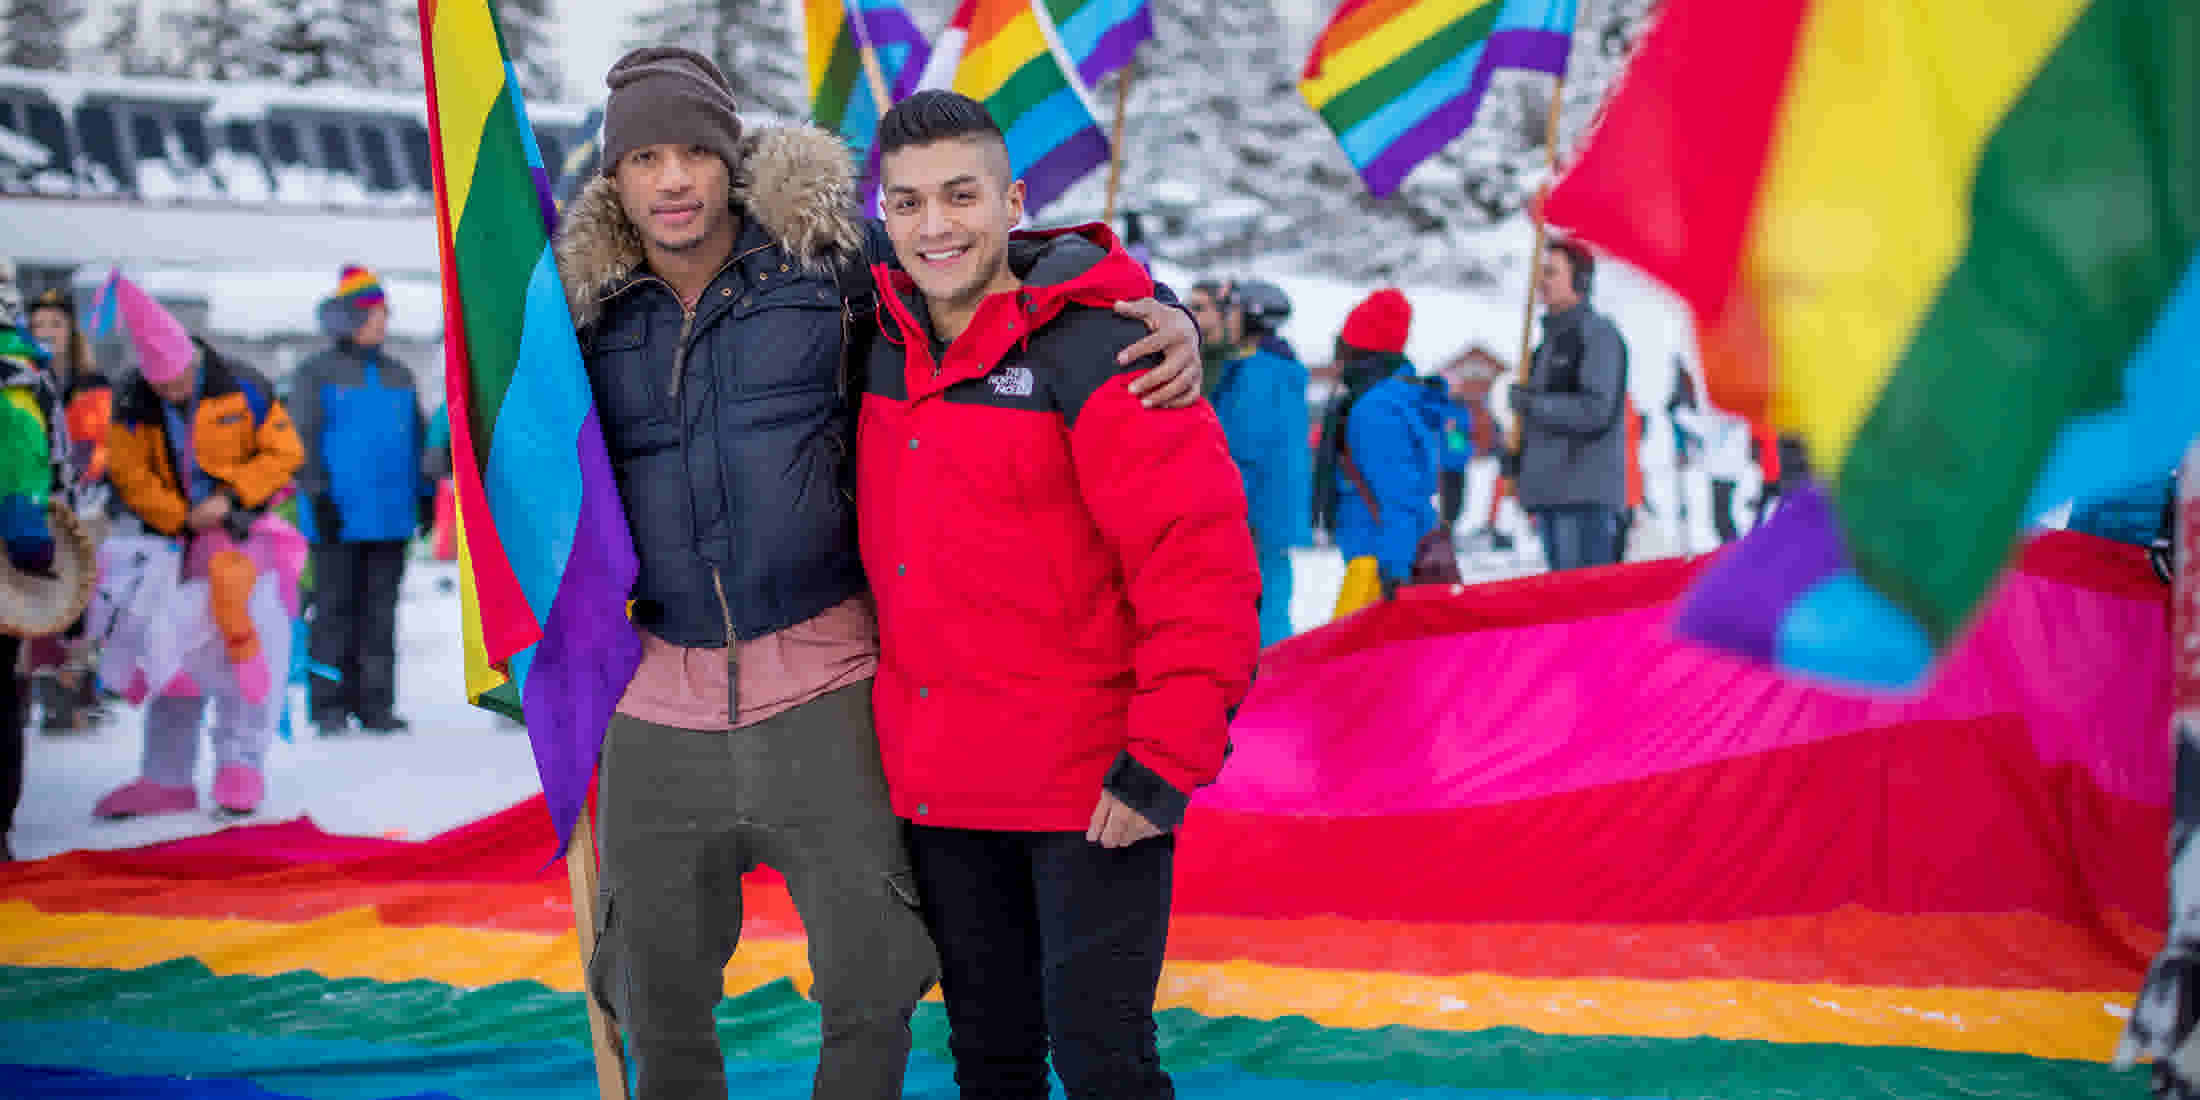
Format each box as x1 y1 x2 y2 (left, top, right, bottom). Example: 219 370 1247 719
1103 750 1191 832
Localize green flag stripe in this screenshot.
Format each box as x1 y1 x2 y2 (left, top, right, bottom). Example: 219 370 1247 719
1316 3 1503 138
1838 0 2197 638
815 32 862 134
985 54 1076 129
450 83 545 462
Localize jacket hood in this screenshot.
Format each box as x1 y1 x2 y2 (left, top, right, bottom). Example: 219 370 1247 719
555 124 866 329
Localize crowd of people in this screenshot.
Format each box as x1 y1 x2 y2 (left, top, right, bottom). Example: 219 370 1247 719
0 258 439 860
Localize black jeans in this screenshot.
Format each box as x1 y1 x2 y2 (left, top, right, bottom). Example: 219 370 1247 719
308 540 407 720
589 681 937 1100
908 825 1176 1100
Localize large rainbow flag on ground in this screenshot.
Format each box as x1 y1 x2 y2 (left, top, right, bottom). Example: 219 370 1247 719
420 0 641 852
0 533 2167 1096
1041 0 1150 85
917 0 1109 216
1545 0 2198 689
801 0 932 211
1302 0 1576 198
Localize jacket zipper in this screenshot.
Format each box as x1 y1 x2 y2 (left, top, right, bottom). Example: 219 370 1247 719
712 566 739 721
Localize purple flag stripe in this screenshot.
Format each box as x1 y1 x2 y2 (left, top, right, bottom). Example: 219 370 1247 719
1670 480 1847 663
1076 7 1155 86
521 406 643 851
1022 125 1111 214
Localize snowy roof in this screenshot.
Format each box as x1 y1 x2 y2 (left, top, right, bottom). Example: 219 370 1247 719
0 123 47 168
0 65 591 127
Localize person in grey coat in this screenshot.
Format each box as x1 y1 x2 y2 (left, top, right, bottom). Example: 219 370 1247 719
1510 238 1631 572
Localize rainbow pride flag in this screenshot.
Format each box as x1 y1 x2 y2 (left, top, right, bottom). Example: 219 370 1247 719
1301 0 1576 198
801 0 932 211
1042 0 1151 85
0 535 2167 1097
916 0 1109 216
420 0 641 853
1545 0 2198 689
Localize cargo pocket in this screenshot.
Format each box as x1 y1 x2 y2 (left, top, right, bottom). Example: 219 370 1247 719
585 886 626 1028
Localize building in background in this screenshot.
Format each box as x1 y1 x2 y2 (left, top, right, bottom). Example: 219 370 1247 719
0 65 591 389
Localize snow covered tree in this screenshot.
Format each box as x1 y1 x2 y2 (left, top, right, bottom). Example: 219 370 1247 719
497 0 567 102
266 0 419 89
95 1 175 77
163 0 276 81
627 0 804 121
2 0 84 71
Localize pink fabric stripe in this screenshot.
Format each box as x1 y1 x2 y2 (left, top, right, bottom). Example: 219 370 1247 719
1211 569 2170 816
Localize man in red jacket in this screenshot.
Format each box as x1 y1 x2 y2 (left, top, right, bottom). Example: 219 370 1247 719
859 90 1260 1099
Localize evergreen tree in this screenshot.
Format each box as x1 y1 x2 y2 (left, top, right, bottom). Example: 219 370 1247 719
266 0 418 88
498 0 567 102
628 0 804 121
1 0 84 71
163 0 276 81
96 1 173 77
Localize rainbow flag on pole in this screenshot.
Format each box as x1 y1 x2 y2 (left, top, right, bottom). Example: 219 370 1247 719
917 0 1109 216
1546 0 2198 689
420 0 642 852
801 0 932 211
1301 0 1576 198
1042 0 1151 85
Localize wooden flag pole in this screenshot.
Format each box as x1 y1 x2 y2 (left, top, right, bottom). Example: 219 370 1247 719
1508 72 1567 454
1102 59 1136 226
566 802 629 1100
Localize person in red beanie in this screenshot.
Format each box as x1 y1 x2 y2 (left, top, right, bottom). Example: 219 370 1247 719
1317 289 1454 617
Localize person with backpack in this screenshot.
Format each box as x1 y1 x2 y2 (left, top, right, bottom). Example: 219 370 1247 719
1323 289 1460 617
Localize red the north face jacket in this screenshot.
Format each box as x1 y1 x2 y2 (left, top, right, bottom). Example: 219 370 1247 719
857 225 1260 833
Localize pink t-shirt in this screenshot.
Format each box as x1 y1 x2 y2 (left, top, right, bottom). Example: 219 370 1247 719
615 595 880 731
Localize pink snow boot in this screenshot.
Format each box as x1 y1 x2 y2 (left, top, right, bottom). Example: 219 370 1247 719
93 779 197 819
212 764 265 816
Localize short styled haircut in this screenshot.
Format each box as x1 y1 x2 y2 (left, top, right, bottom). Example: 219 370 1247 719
877 90 1012 182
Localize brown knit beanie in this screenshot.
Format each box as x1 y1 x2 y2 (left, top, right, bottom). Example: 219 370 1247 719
600 46 745 177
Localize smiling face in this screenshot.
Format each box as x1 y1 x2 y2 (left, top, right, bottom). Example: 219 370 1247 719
27 305 72 362
880 135 1025 327
612 142 737 259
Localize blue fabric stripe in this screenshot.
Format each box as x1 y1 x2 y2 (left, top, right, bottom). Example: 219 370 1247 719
1341 40 1487 166
1057 0 1144 67
0 1021 1642 1100
1000 84 1101 180
2025 249 2200 517
480 248 586 628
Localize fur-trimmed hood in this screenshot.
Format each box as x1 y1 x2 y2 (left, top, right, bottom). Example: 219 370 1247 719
555 124 865 329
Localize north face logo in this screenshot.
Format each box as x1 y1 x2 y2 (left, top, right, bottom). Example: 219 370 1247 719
989 367 1035 397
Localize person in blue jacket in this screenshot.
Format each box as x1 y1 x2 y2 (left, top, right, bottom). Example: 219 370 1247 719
1189 279 1310 647
1327 289 1457 601
288 266 432 736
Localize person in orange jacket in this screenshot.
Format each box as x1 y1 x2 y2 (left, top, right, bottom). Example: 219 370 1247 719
98 274 303 818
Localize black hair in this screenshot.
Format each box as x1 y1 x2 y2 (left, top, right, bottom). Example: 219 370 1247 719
1549 238 1595 296
877 90 1010 181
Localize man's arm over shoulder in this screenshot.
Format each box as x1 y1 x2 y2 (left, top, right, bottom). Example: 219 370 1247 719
1516 315 1627 437
1054 311 1261 830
